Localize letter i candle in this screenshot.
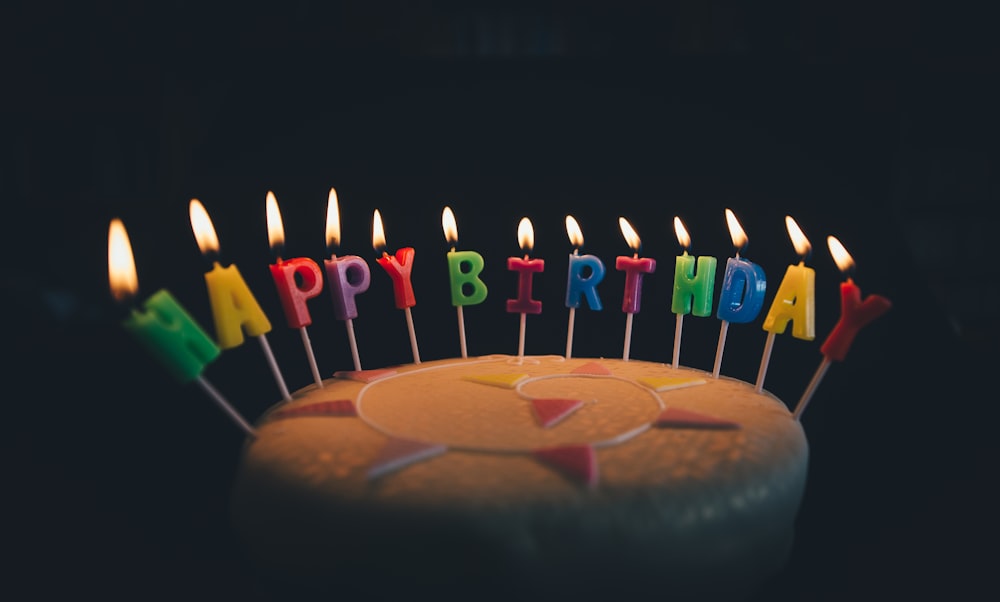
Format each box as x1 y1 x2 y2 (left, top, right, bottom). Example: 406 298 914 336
755 215 815 393
793 236 891 420
564 215 605 359
670 216 717 369
442 206 488 358
506 217 544 361
108 218 255 436
712 209 767 378
265 191 325 388
324 188 371 371
188 199 292 402
615 217 656 361
372 209 421 364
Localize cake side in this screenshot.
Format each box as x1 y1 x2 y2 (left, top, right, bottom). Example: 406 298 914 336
230 355 809 600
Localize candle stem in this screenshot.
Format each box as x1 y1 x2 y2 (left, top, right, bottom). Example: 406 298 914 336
345 318 362 372
404 307 421 364
457 305 468 358
565 307 576 359
793 358 831 421
257 334 292 402
195 376 256 437
623 312 634 361
299 326 323 388
755 332 776 393
517 312 527 361
712 320 730 378
672 314 684 369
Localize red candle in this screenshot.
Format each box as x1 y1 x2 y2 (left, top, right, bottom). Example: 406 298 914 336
266 191 324 329
372 209 420 363
819 236 892 361
506 218 544 315
615 217 656 314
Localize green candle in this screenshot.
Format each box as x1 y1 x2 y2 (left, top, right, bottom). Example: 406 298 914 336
123 289 222 382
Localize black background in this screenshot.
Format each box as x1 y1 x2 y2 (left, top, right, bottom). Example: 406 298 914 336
6 1 998 600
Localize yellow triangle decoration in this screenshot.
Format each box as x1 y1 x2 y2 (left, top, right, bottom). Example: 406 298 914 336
638 377 707 392
462 373 529 388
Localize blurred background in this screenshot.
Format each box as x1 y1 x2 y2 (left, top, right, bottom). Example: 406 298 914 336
5 1 997 600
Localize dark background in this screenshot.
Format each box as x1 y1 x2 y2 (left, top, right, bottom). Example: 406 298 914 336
6 1 997 600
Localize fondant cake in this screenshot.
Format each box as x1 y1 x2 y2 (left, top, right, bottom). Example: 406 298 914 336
231 354 808 601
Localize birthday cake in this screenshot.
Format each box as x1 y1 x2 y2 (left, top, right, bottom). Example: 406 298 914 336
230 354 808 601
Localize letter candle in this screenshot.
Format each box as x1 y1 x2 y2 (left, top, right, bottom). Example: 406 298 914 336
506 217 544 361
670 216 717 369
755 215 816 393
442 206 488 358
793 236 891 420
564 215 605 359
372 209 421 364
615 217 656 361
189 199 292 402
108 218 255 436
265 191 325 387
712 209 767 378
324 188 371 371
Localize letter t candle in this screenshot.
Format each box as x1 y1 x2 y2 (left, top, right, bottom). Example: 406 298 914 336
615 217 656 361
793 236 891 420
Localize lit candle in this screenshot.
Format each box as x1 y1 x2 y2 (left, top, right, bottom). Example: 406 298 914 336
615 217 656 361
793 236 891 420
755 215 816 393
189 198 292 402
265 191 325 388
442 206 488 358
372 209 421 364
711 208 767 378
108 218 255 436
506 217 544 361
670 216 717 369
324 187 371 371
564 215 605 359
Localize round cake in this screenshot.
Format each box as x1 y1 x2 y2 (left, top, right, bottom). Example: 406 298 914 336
230 355 808 601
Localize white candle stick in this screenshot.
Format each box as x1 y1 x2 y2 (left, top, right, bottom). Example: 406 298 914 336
792 357 831 420
711 320 729 378
518 311 527 360
344 318 362 371
404 306 421 364
195 376 257 437
754 331 776 393
457 305 468 358
565 306 576 359
671 314 684 368
257 334 292 402
623 312 634 361
298 326 323 387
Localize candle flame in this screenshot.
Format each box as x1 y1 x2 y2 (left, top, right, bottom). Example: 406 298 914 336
565 215 584 249
372 209 387 252
325 187 341 249
107 218 139 302
673 216 691 251
442 206 458 246
724 208 748 251
265 190 285 252
619 217 641 252
827 235 855 274
785 215 811 260
189 198 220 256
517 217 534 254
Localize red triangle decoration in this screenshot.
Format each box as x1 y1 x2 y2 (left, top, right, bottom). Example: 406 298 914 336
533 444 599 488
367 438 447 480
654 407 741 430
268 399 356 421
531 398 584 428
333 368 397 383
570 362 613 376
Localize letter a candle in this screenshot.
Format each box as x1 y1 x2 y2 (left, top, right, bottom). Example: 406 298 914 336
793 236 891 420
325 188 371 371
108 218 255 436
755 215 815 393
616 217 656 361
506 217 544 361
265 191 325 388
564 215 605 359
372 209 421 364
189 198 292 402
442 206 488 358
